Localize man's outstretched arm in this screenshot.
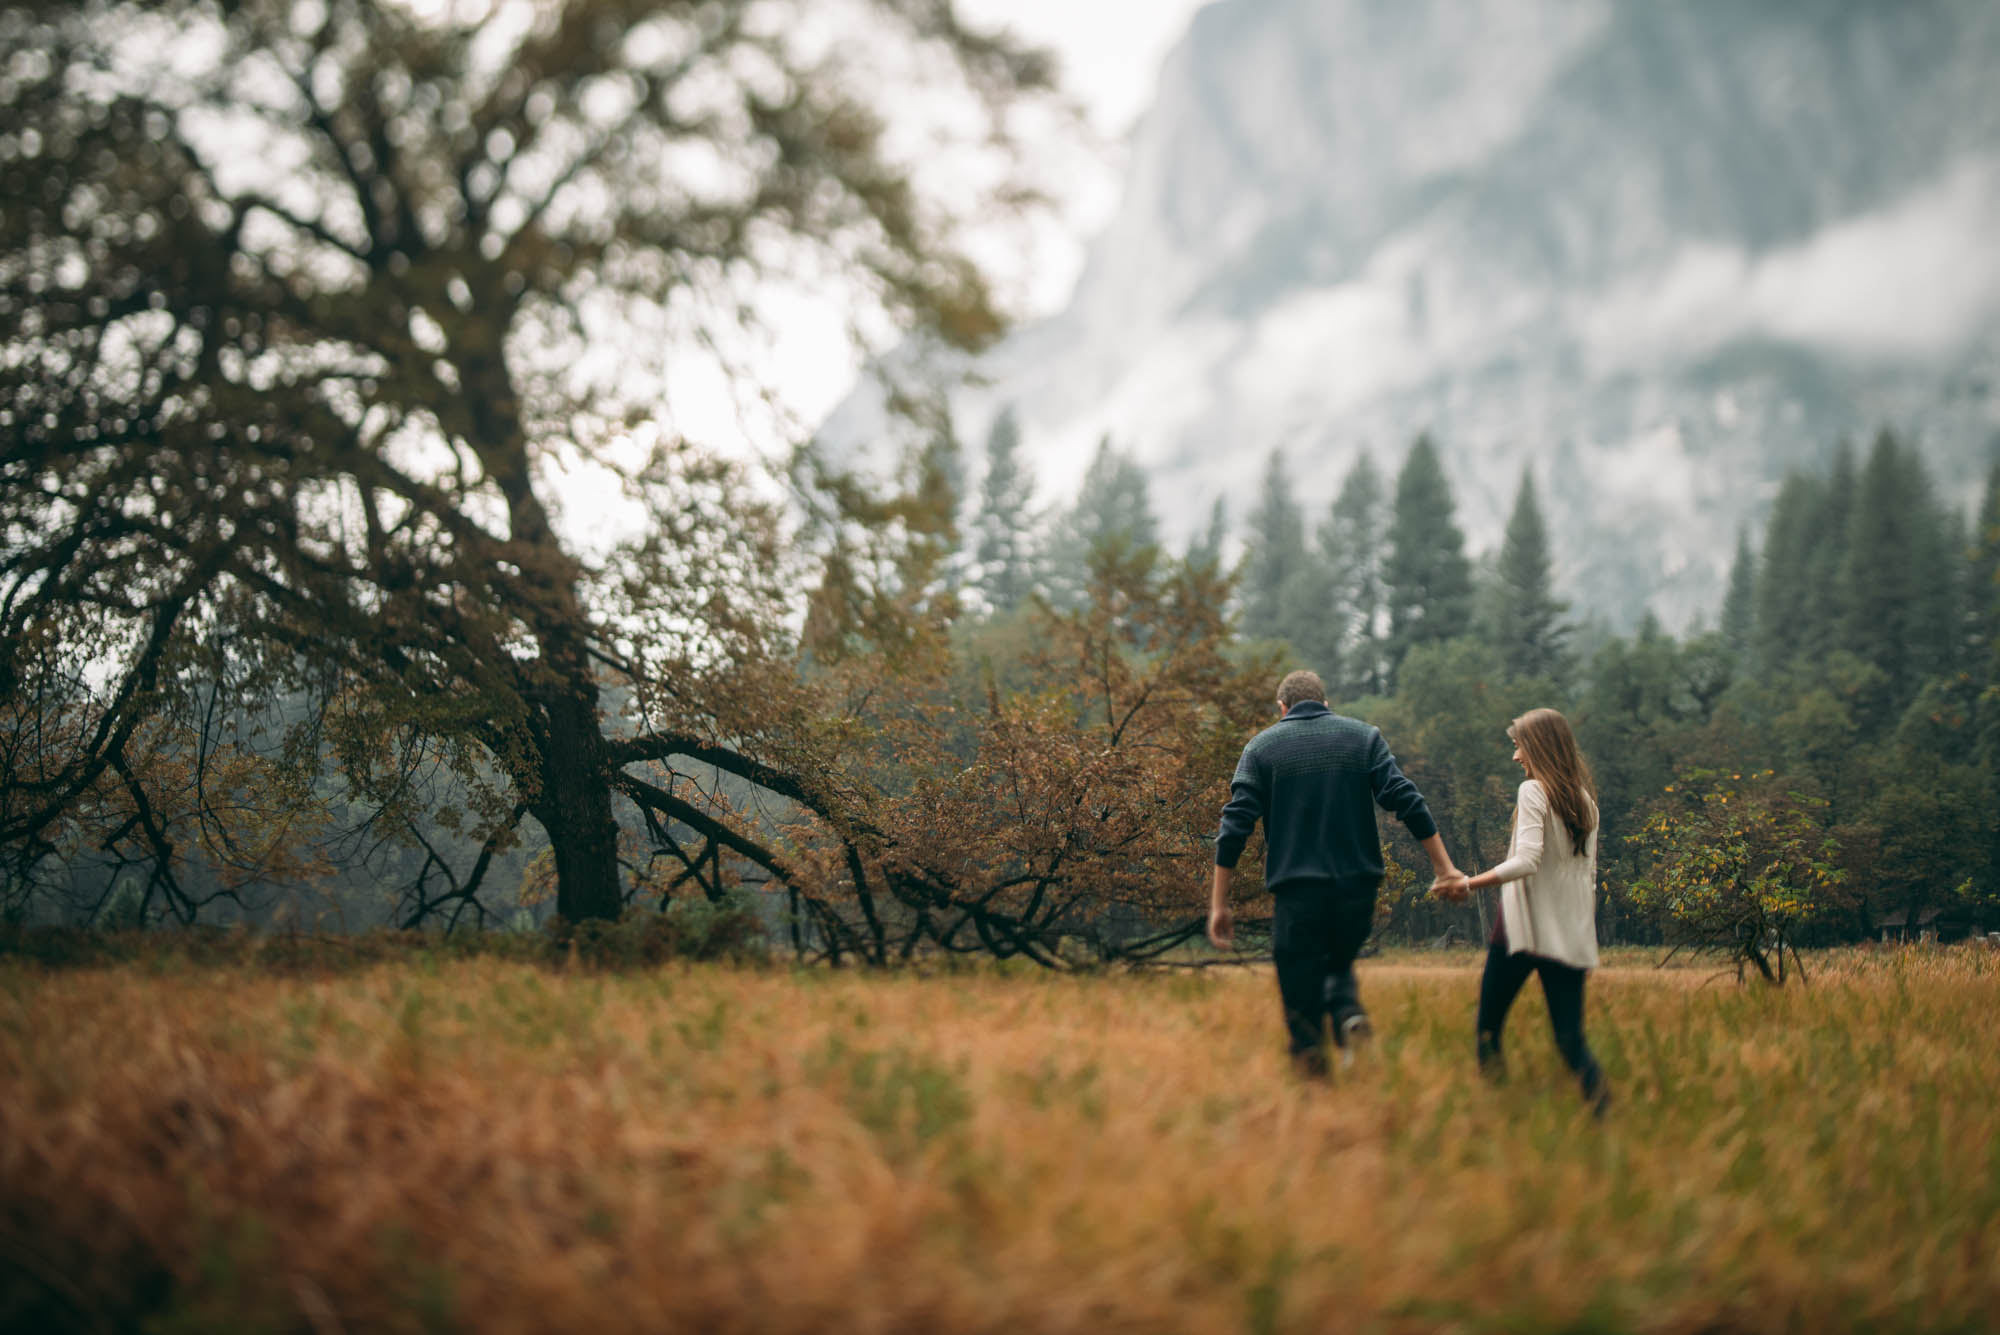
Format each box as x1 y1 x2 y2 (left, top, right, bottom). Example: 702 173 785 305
1418 833 1469 902
1209 748 1263 948
1208 865 1234 948
1369 733 1466 899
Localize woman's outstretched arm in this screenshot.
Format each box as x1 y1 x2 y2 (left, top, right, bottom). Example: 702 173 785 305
1466 780 1548 891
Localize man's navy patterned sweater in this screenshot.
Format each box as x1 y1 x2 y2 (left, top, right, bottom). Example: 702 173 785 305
1213 701 1438 896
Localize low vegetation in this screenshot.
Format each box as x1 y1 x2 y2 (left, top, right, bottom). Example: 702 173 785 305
4 946 1995 1333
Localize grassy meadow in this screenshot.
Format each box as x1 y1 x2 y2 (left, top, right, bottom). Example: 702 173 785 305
3 946 1997 1334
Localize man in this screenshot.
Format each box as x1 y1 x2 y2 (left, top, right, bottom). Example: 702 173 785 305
1209 669 1465 1075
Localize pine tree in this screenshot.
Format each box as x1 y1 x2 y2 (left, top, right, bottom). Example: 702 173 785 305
1751 471 1824 674
1321 453 1387 697
1808 441 1857 663
1929 507 1969 680
972 406 1036 614
1237 450 1285 639
1910 459 1963 690
1490 468 1571 684
916 426 964 552
1839 431 1956 705
1966 458 2000 669
1970 456 2000 894
1384 434 1473 686
1044 435 1159 607
907 426 968 606
1720 526 1756 660
1186 497 1229 577
1240 451 1309 635
1240 450 1337 673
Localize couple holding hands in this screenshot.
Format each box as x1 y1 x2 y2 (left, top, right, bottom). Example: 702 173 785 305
1207 669 1606 1108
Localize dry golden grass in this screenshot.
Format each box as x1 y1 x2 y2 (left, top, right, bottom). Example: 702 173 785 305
3 946 1997 1333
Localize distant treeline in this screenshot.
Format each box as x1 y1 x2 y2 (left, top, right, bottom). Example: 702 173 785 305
12 411 1995 955
952 413 1997 946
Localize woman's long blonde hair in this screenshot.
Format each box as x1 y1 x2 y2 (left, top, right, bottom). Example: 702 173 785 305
1510 708 1597 856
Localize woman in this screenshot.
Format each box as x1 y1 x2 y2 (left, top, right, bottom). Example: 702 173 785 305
1448 708 1607 1110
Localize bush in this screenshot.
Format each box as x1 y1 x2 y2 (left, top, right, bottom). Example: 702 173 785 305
1627 769 1845 982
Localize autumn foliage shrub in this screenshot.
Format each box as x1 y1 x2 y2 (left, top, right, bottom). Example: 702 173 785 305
1627 769 1847 981
686 541 1278 968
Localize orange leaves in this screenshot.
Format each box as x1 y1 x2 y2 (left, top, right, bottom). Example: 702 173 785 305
517 846 557 908
74 712 336 899
748 556 1269 962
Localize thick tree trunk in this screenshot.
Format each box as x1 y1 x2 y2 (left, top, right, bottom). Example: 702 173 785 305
458 337 624 922
535 679 624 922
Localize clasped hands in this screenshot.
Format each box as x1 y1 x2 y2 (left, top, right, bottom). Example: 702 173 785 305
1429 868 1472 902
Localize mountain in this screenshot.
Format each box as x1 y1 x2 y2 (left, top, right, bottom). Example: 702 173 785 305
823 0 2000 626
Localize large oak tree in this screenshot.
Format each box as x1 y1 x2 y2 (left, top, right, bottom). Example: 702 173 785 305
0 0 1059 921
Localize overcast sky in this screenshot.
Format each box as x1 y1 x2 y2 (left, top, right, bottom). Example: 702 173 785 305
959 0 1213 140
679 0 1214 458
949 0 1213 314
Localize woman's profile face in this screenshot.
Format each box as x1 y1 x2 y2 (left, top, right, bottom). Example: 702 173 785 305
1510 734 1528 775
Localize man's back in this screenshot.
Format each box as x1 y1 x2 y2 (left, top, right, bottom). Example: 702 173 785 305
1213 700 1436 896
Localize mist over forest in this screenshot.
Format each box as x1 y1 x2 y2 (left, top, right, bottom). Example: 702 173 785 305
823 0 2000 628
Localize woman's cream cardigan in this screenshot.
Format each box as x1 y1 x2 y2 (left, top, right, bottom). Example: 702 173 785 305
1486 778 1600 970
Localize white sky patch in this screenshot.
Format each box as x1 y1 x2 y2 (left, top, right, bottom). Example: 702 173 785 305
946 0 1215 316
956 0 1215 140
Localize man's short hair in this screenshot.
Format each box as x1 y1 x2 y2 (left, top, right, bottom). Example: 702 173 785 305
1276 669 1326 710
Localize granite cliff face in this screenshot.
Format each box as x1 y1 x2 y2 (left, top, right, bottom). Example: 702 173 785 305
827 0 2000 623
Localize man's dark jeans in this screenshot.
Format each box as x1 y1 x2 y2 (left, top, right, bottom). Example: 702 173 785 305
1271 886 1377 1068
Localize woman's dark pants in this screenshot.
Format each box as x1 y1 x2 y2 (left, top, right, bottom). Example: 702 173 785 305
1271 888 1376 1073
1476 935 1604 1102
